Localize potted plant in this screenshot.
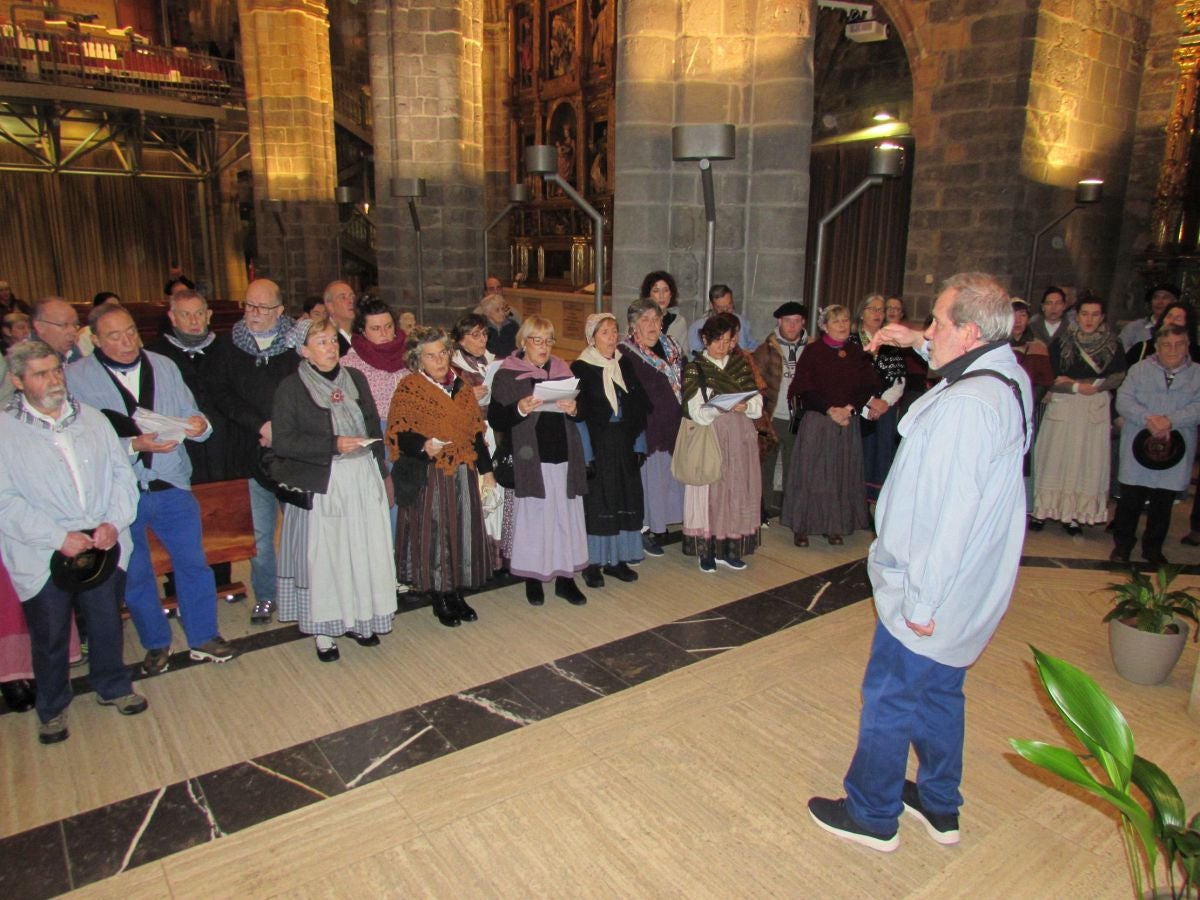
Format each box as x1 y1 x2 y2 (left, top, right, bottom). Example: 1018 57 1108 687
1104 566 1200 685
1010 647 1200 899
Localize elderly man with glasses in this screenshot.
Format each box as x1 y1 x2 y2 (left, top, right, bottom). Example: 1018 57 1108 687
31 297 83 364
208 279 299 624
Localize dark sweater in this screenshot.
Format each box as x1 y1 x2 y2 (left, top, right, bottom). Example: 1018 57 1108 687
207 333 300 484
621 350 681 454
145 335 230 484
788 339 883 412
488 366 587 499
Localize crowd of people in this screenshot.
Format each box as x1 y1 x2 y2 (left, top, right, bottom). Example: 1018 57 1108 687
1 270 1198 747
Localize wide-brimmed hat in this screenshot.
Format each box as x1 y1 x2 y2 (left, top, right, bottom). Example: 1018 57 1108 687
1132 428 1186 471
49 538 120 592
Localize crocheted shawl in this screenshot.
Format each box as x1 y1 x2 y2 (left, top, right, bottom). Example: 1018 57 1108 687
386 371 484 475
681 351 756 419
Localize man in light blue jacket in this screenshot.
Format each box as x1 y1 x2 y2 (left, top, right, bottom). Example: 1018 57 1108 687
809 272 1033 852
1111 325 1200 565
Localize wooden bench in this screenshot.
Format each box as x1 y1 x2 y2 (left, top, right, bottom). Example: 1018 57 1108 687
146 479 256 607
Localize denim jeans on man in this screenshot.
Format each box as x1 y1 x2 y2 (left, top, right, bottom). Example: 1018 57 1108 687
248 478 280 603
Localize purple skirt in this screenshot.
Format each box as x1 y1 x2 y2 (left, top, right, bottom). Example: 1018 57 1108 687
509 463 588 581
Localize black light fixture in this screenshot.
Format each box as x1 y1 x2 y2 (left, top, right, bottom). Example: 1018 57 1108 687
393 177 427 321
1022 178 1104 305
672 124 736 314
483 183 531 288
524 145 605 312
810 142 903 327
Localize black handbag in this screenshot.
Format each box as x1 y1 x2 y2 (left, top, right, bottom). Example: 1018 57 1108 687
491 431 515 489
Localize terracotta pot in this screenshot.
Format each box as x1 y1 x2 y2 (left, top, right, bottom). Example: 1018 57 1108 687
1108 617 1189 685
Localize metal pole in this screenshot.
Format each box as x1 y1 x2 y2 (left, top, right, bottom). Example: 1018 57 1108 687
547 174 604 312
1023 206 1079 305
408 197 424 322
810 175 882 329
483 202 517 286
699 159 716 311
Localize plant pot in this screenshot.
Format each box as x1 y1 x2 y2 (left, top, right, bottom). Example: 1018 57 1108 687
1108 617 1189 685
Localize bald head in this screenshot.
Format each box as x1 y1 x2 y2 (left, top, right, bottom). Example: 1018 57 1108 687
243 279 284 334
31 297 80 357
323 280 355 329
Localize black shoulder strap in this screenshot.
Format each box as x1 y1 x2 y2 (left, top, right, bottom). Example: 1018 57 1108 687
950 368 1027 444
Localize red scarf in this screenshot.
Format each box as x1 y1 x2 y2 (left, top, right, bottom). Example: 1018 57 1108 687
350 331 408 373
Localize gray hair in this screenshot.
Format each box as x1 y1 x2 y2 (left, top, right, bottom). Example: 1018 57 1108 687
32 296 67 321
7 339 58 377
858 293 886 319
169 289 208 312
88 302 131 331
943 272 1012 342
405 326 453 373
1156 324 1190 344
626 298 662 330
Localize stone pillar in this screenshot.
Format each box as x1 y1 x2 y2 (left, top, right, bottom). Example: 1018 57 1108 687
612 0 814 341
238 0 339 308
369 0 486 318
482 0 512 285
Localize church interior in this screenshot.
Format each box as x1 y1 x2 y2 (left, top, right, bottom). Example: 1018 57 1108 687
2 0 1200 897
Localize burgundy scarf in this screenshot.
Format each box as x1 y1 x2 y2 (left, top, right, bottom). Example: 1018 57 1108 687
350 331 408 373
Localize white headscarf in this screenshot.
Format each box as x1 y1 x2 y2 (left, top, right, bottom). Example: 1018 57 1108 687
578 312 627 414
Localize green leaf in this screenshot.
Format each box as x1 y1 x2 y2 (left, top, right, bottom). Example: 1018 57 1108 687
1132 755 1186 832
1032 647 1134 789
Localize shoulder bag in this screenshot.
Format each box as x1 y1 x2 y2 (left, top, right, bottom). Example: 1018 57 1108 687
671 363 723 486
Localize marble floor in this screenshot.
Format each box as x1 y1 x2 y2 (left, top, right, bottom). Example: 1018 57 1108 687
2 511 1199 899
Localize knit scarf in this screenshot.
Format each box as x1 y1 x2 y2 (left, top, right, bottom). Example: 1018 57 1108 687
387 370 485 475
231 315 297 366
1057 322 1119 375
577 345 627 414
620 335 683 401
682 351 755 413
499 351 573 381
452 348 493 385
297 362 366 444
350 331 408 373
167 329 215 352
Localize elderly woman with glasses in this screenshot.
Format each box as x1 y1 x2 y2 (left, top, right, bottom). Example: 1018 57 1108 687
618 299 686 556
388 328 494 627
268 318 395 662
571 312 650 587
781 304 883 547
681 312 763 573
489 316 590 606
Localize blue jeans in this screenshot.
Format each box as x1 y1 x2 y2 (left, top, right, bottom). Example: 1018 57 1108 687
843 620 967 834
126 487 218 650
24 570 131 723
248 478 280 603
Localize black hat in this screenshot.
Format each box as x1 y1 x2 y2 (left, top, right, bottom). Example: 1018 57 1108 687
1132 428 1186 471
772 302 806 319
49 538 120 592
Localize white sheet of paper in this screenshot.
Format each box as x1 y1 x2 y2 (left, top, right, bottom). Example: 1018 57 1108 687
133 407 191 443
703 390 757 411
532 377 580 410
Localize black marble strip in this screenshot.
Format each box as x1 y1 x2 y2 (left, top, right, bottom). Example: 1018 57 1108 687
0 557 870 898
1019 555 1200 574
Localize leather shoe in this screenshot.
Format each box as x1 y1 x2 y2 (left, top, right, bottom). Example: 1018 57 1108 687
1143 550 1169 567
316 641 340 663
582 565 605 588
827 534 844 546
555 576 587 606
603 562 638 583
1 679 35 713
348 632 380 647
525 579 545 605
449 591 478 623
793 533 809 548
431 593 461 627
1109 548 1131 565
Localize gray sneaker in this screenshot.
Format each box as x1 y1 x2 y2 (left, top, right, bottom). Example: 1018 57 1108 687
97 693 149 716
189 638 238 664
142 647 171 676
250 598 275 624
38 713 69 744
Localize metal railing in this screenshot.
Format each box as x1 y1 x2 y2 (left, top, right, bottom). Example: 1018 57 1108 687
342 205 376 253
0 24 243 107
332 66 371 131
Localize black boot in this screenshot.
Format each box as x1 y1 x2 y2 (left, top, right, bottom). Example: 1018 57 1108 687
555 576 587 606
582 564 605 588
0 679 35 713
431 592 461 627
525 578 545 606
602 562 638 582
450 590 478 622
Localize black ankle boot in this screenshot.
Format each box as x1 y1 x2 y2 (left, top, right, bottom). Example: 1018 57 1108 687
555 576 587 606
525 578 545 606
582 564 605 588
0 679 35 713
450 590 478 622
602 562 638 582
430 592 461 627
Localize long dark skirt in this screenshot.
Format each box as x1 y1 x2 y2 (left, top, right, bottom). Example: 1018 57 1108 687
584 423 644 536
396 463 491 593
781 412 870 536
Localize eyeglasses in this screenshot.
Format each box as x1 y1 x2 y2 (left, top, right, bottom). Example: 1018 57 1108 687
463 330 487 340
39 319 79 330
245 303 282 313
525 336 555 347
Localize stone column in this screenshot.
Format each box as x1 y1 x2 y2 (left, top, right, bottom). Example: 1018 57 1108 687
369 0 486 317
612 0 814 341
238 0 339 308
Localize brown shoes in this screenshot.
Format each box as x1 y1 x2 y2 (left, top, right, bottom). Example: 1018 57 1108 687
793 533 809 548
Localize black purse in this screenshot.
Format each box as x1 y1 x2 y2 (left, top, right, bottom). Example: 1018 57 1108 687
491 431 515 489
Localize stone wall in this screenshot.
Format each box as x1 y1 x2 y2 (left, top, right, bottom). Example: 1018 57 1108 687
238 0 340 309
612 0 815 340
482 0 513 288
369 0 486 318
